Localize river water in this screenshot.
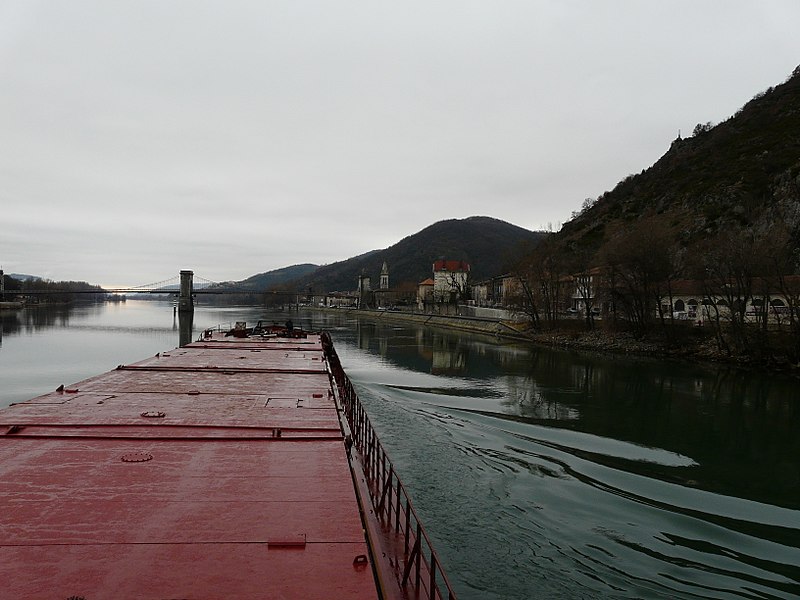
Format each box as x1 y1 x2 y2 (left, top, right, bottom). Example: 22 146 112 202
2 300 799 599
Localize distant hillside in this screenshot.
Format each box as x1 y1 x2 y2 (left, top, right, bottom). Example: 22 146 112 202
558 65 800 263
286 216 545 293
234 264 319 291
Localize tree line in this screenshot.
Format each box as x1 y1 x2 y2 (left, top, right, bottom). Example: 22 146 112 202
508 216 800 363
2 275 109 304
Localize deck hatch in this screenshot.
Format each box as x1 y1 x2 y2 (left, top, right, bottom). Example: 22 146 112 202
120 452 153 463
265 397 300 408
267 534 307 548
140 411 166 418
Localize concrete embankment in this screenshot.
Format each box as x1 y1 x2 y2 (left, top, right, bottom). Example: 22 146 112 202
328 309 676 355
345 309 528 338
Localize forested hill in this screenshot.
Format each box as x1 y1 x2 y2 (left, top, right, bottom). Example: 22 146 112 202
234 263 319 291
285 216 545 293
558 65 800 262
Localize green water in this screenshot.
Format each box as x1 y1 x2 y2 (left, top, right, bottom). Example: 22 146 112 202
2 302 799 599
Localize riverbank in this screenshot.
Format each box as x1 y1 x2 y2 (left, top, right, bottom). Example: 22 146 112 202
344 309 521 337
330 308 800 374
527 325 800 374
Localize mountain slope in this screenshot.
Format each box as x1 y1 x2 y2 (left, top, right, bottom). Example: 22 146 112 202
288 216 545 293
234 264 319 291
558 66 800 261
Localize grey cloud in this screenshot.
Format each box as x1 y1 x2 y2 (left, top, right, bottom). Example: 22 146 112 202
2 0 799 285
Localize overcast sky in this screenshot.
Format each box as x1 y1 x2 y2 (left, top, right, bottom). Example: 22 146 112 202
2 1 799 287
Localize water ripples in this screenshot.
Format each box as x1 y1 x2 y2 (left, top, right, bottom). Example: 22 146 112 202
355 377 800 599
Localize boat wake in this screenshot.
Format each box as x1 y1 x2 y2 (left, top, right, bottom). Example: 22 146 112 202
354 377 800 600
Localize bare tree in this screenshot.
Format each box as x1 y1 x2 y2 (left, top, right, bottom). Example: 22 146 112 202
508 236 565 330
697 227 766 356
562 241 599 330
437 268 471 315
601 220 679 338
764 221 800 360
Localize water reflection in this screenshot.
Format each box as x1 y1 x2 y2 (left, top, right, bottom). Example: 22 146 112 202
323 314 800 599
338 317 800 510
0 302 188 407
354 319 512 376
1 303 80 335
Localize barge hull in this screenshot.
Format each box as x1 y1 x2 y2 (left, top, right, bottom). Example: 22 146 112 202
0 334 378 598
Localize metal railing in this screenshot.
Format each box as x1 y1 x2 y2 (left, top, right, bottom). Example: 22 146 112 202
322 332 458 600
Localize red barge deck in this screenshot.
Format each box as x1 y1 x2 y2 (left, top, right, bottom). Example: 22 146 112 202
0 328 457 599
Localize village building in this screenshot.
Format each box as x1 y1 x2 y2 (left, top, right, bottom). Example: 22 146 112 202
471 279 490 306
355 263 416 309
557 271 800 324
569 267 607 315
357 272 371 308
660 277 800 324
432 260 470 304
416 278 434 311
380 261 389 290
323 291 359 308
373 261 393 308
471 274 522 308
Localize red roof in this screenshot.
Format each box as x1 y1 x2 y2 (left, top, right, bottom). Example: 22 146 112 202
433 260 470 272
418 278 434 286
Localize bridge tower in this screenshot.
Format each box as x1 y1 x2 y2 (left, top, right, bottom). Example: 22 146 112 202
178 270 194 313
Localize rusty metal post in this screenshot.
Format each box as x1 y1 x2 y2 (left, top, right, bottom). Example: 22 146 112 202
178 270 194 313
178 309 193 347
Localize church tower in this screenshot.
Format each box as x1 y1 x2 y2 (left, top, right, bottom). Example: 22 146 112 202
380 262 389 290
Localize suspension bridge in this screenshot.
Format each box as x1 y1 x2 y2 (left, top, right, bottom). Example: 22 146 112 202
97 274 291 295
4 271 309 305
